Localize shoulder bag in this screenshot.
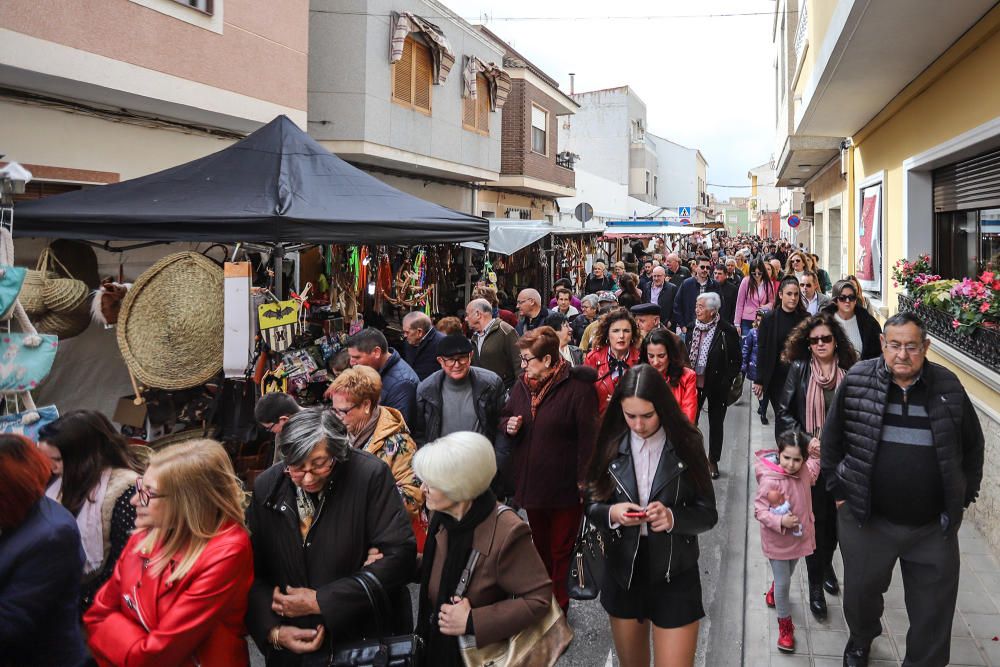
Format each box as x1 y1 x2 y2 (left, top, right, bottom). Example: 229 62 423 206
566 515 605 601
328 571 423 667
720 328 744 406
455 508 574 667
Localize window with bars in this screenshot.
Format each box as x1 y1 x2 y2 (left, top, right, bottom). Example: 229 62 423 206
392 36 432 113
462 74 490 134
531 105 548 155
171 0 213 13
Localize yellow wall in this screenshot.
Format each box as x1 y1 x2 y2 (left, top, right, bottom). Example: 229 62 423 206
848 10 1000 412
477 190 558 221
795 0 838 102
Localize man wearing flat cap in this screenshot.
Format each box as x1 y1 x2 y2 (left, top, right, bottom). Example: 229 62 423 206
630 302 663 341
413 333 505 446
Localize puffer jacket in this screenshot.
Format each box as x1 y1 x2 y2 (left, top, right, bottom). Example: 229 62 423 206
586 435 718 589
413 366 505 446
741 327 760 382
820 358 985 534
754 449 820 560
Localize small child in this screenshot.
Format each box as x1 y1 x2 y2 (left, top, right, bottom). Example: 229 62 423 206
741 308 768 424
765 488 802 537
754 430 820 654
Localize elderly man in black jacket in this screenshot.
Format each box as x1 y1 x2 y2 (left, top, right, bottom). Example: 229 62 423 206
821 313 984 667
413 334 505 446
247 408 416 666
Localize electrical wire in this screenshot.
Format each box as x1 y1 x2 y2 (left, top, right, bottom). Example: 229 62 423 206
309 9 793 21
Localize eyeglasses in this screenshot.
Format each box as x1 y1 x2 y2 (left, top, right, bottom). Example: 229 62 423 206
698 265 710 271
331 403 359 418
792 258 803 264
285 456 334 479
808 334 834 346
440 355 471 367
519 355 537 365
885 342 924 355
261 422 281 434
516 299 531 305
836 294 858 303
135 477 168 507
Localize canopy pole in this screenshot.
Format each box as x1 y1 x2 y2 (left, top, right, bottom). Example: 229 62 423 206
273 246 285 298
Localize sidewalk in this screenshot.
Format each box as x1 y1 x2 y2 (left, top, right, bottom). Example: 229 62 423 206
743 413 1000 666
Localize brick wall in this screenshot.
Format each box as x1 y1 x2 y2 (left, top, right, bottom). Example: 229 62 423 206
500 77 575 189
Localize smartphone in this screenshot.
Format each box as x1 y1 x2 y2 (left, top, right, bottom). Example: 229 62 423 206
623 510 647 519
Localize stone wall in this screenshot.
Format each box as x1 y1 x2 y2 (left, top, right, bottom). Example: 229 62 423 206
966 403 1000 558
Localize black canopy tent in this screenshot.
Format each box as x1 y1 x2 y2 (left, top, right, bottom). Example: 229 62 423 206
12 115 488 245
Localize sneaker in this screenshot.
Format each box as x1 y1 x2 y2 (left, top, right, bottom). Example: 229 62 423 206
777 616 795 653
765 581 775 608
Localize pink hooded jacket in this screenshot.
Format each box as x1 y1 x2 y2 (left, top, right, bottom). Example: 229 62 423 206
754 449 820 560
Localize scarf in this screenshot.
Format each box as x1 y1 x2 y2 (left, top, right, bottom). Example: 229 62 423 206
418 490 498 667
78 468 112 575
805 357 844 435
607 348 631 380
349 406 381 450
688 316 719 376
523 358 568 418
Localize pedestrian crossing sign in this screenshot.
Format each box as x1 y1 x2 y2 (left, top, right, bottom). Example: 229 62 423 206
678 206 692 218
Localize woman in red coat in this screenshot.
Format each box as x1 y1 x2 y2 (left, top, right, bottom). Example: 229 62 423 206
84 439 253 667
640 328 699 424
585 308 641 413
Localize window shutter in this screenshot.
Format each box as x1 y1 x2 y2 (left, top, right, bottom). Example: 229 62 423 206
393 38 414 104
413 42 432 112
934 146 1000 212
463 89 476 128
476 75 490 131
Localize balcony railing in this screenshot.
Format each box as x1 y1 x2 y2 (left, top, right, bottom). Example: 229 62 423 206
556 152 576 171
794 0 809 63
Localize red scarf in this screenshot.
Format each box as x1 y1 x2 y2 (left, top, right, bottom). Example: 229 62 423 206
524 359 569 418
806 357 844 435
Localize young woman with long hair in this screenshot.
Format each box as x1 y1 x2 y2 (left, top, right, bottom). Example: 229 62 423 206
585 365 718 667
639 328 698 423
753 276 809 423
84 439 253 666
734 258 777 336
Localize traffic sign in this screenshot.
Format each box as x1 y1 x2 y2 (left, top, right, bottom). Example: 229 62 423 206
678 206 692 218
574 202 594 223
787 215 801 228
680 218 691 225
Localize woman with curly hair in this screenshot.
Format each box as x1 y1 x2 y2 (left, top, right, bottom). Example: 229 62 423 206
775 312 858 620
585 308 641 413
639 328 698 423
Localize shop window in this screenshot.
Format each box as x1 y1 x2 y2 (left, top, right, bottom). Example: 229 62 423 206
392 36 432 114
531 105 548 155
934 208 1000 278
462 74 490 135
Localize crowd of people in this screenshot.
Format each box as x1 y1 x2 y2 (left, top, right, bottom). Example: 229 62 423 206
0 233 986 667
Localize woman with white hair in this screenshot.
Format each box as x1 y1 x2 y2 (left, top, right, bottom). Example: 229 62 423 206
684 292 743 479
415 432 554 667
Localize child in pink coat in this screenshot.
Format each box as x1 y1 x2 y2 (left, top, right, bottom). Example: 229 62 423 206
754 431 820 654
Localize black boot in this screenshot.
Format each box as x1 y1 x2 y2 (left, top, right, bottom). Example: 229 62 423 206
824 566 840 595
843 638 870 666
809 584 827 620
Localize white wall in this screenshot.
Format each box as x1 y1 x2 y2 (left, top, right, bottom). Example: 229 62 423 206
648 133 698 212
558 89 630 185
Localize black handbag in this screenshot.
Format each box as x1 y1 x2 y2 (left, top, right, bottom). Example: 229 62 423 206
727 372 745 406
566 516 606 601
328 571 424 667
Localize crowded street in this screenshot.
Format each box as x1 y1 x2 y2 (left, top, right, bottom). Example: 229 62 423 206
5 2 1000 667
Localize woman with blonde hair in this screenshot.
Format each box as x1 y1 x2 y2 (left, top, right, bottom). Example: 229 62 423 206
784 251 812 281
84 439 253 666
325 366 424 540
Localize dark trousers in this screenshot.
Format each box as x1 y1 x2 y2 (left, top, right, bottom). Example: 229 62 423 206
805 474 838 586
526 505 583 611
696 388 728 464
838 509 961 667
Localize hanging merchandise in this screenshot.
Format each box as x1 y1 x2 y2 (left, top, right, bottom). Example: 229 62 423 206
0 229 26 319
257 298 301 354
0 402 59 440
482 257 497 289
90 260 132 329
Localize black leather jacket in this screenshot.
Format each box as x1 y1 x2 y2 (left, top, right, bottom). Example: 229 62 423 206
586 435 718 589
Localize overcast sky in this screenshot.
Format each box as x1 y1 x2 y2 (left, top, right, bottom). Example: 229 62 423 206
443 0 777 199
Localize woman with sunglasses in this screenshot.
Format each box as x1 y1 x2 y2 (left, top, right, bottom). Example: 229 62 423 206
246 408 417 665
84 439 252 666
37 410 148 615
735 258 777 335
775 313 858 621
821 279 882 360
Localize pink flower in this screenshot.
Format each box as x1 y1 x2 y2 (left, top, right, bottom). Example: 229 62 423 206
915 300 922 308
981 271 995 284
953 319 961 329
981 301 991 313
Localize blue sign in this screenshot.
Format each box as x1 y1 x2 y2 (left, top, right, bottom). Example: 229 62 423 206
678 206 692 218
787 215 801 228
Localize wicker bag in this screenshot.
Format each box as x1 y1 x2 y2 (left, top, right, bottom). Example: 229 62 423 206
117 252 224 391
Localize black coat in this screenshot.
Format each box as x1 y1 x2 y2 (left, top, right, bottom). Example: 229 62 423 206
716 280 739 326
0 497 87 667
667 266 690 289
404 327 444 382
413 366 506 445
755 308 808 392
640 281 678 328
820 358 985 535
246 451 417 666
684 319 743 399
821 303 883 360
586 435 718 589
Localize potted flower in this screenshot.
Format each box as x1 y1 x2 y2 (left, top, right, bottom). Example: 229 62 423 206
948 271 1000 334
891 254 938 294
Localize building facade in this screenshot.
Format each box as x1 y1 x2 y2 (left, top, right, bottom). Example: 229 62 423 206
773 0 1000 556
0 0 308 187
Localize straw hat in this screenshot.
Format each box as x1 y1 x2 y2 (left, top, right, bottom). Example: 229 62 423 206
35 298 92 339
20 269 59 316
117 252 224 391
43 278 90 313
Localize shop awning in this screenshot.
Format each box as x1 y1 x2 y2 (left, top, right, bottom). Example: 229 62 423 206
462 219 605 255
601 221 709 238
13 115 488 244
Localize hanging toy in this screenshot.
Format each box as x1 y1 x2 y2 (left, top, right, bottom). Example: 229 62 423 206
482 257 497 289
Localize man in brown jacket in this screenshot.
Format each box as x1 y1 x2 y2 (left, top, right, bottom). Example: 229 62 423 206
466 298 520 391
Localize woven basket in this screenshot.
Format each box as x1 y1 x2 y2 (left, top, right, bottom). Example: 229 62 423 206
20 269 59 316
117 252 224 391
148 428 207 451
35 300 91 339
43 278 90 313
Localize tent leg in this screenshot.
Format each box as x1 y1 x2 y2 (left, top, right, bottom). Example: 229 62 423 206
463 248 473 305
273 246 285 298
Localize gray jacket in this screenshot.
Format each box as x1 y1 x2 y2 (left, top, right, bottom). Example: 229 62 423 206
413 366 505 446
